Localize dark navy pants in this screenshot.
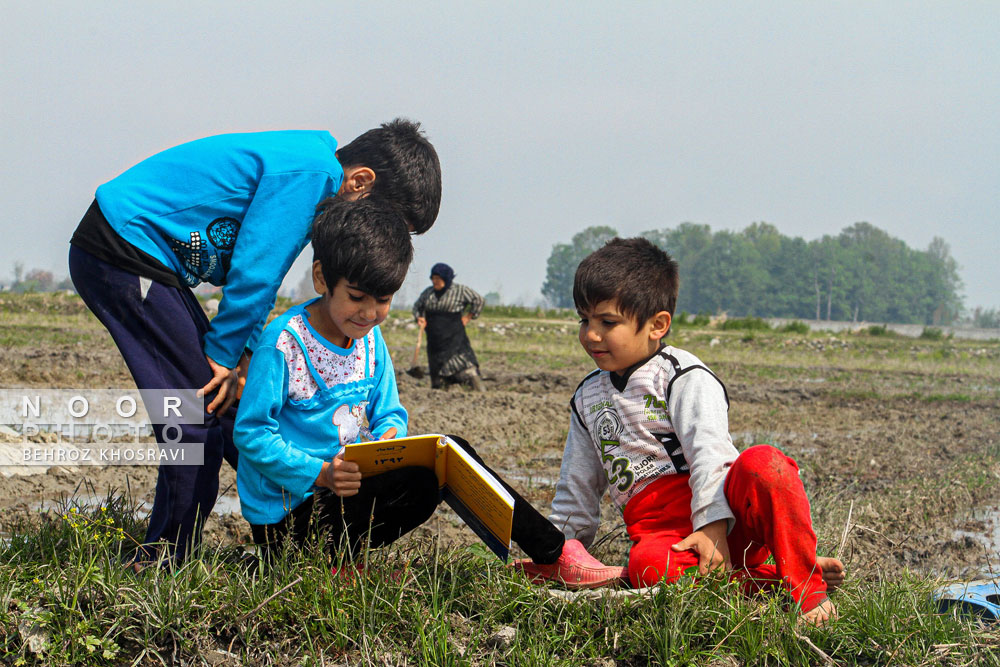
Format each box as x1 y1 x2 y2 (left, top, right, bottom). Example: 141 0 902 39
69 245 238 562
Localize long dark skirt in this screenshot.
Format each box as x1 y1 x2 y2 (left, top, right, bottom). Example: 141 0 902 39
425 311 479 386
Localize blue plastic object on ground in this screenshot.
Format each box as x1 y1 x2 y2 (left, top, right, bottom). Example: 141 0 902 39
934 579 1000 621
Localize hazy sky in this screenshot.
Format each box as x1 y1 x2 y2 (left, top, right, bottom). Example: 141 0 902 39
3 3 998 311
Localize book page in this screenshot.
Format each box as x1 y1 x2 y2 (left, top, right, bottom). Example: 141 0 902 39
442 439 514 549
343 434 445 484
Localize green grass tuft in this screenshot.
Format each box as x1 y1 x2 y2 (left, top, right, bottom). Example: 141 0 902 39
1 491 997 665
920 327 946 341
781 320 811 334
720 317 772 332
865 324 897 337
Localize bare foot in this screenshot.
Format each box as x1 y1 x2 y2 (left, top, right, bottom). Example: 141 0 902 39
800 597 838 626
817 556 845 592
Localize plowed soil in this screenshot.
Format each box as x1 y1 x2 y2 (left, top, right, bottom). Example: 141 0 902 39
2 298 998 582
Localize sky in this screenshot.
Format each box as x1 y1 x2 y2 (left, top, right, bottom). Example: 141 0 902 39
2 2 998 311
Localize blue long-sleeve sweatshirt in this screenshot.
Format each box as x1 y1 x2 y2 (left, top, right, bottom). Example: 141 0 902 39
95 131 344 368
233 301 407 524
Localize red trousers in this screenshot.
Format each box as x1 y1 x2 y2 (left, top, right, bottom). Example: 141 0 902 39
623 445 827 612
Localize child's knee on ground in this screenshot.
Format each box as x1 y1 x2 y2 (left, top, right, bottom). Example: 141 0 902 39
731 444 801 493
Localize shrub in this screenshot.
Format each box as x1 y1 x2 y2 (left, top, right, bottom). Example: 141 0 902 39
688 313 710 326
919 327 945 341
720 317 771 332
865 324 896 337
780 320 811 334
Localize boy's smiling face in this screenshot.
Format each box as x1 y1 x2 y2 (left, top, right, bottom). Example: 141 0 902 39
577 299 671 375
308 262 392 348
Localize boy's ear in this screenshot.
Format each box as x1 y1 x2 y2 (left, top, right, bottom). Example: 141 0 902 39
340 166 376 200
649 311 672 341
311 260 328 295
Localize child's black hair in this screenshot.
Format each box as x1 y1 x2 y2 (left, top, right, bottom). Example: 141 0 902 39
311 198 413 296
335 118 442 235
573 237 679 332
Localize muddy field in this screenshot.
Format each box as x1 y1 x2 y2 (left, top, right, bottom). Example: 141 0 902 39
2 293 999 582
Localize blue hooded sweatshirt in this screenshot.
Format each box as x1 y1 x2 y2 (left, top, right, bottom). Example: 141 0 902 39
95 130 344 368
233 301 407 524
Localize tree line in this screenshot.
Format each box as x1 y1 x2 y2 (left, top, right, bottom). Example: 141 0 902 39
3 262 73 294
542 222 967 326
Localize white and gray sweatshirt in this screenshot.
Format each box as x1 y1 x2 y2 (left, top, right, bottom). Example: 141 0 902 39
548 346 739 547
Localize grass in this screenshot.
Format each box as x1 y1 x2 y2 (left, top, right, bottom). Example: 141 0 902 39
479 304 575 320
1 494 998 665
690 331 1000 380
780 321 812 335
0 292 89 316
864 324 897 338
0 323 101 348
719 317 773 332
4 292 1000 664
382 310 586 372
920 327 947 341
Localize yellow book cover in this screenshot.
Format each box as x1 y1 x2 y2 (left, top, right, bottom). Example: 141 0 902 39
343 434 514 560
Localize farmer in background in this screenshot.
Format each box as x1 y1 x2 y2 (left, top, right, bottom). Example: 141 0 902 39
412 263 485 391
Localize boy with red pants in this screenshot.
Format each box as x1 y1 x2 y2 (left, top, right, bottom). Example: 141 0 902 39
517 238 844 625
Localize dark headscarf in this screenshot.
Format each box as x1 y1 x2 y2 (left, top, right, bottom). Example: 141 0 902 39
430 262 455 294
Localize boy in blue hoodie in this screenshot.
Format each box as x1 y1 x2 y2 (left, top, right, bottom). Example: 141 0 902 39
68 120 441 562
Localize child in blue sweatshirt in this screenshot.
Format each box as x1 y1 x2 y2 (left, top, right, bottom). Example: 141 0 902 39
68 120 441 562
233 198 427 561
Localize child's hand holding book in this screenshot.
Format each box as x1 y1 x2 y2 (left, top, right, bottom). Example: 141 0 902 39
316 453 362 497
317 427 400 496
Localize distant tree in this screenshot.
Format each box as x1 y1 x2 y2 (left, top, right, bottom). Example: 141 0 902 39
740 222 814 318
835 223 881 322
808 235 847 320
774 235 816 318
13 268 55 293
541 225 618 308
643 222 713 263
922 237 963 324
971 307 1000 329
691 230 766 315
642 222 713 312
483 291 502 306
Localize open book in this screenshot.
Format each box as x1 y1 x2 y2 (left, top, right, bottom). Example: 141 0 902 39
343 434 515 561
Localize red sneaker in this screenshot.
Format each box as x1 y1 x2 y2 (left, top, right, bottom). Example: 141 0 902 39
513 539 626 590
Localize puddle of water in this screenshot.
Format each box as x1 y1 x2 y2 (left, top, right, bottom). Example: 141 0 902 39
953 507 1000 578
211 495 242 515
